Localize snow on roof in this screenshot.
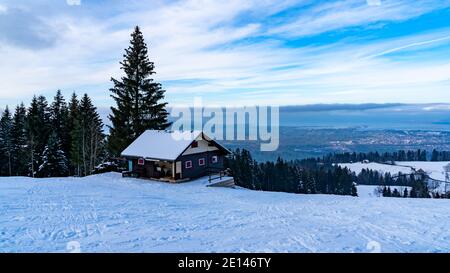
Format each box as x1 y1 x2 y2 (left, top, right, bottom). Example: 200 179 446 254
121 130 203 161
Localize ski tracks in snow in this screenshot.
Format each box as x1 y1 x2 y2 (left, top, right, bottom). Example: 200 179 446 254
1 173 450 252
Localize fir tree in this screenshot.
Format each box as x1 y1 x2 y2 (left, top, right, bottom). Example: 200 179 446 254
79 94 105 176
410 188 417 198
386 187 392 197
26 96 51 177
26 96 41 177
392 188 400 198
68 93 82 176
0 107 13 176
382 186 388 197
351 183 358 197
50 90 70 159
431 149 439 161
108 26 171 156
11 103 28 176
403 188 408 198
38 132 69 177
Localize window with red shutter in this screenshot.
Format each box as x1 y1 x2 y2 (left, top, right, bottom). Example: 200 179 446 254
211 156 218 164
185 161 192 169
198 158 205 166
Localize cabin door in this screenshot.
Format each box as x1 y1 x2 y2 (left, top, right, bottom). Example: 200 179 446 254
176 161 182 179
145 161 154 178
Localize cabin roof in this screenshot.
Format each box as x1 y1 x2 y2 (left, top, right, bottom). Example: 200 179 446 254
120 130 230 161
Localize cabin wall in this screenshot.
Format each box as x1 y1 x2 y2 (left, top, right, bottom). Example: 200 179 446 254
128 158 155 178
178 151 225 179
127 158 174 179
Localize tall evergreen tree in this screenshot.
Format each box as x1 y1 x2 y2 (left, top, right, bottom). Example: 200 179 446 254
11 103 28 176
108 26 171 156
50 90 70 160
431 149 439 161
38 132 69 177
26 96 51 177
68 93 82 176
0 107 13 176
27 96 41 177
79 94 105 176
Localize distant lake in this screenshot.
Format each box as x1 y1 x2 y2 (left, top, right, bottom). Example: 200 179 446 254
98 103 450 132
279 104 450 131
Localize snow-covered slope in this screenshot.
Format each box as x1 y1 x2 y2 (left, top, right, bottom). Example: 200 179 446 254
341 161 450 192
340 162 412 176
397 161 450 181
357 185 411 198
341 161 450 181
1 173 450 253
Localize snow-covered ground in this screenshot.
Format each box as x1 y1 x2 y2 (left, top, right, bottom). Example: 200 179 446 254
339 162 413 176
340 161 450 182
1 173 450 253
340 161 450 192
357 185 411 198
397 161 450 181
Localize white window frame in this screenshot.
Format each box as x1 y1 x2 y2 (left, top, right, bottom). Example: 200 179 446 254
198 158 206 166
211 156 218 164
185 160 193 169
138 158 145 165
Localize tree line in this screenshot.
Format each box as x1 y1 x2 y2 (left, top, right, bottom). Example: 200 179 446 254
345 158 450 199
225 149 358 197
0 91 105 177
318 149 440 164
226 148 450 199
0 26 171 178
381 184 450 199
430 150 450 161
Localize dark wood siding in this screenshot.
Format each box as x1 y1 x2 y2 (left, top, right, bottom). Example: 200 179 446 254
129 158 155 178
178 151 225 179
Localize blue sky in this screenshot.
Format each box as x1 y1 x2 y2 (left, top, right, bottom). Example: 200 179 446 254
0 0 450 107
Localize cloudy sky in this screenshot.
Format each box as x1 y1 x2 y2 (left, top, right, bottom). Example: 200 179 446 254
0 0 450 107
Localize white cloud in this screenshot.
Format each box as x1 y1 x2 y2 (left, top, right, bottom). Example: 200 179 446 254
0 4 8 13
268 0 450 38
66 0 81 6
367 0 382 6
367 35 450 58
0 0 449 107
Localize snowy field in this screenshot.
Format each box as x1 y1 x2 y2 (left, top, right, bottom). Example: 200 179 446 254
339 162 413 176
356 185 411 198
340 161 450 181
398 161 450 181
340 161 450 192
1 173 450 253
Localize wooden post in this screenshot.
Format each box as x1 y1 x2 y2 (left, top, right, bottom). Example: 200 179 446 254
172 161 176 180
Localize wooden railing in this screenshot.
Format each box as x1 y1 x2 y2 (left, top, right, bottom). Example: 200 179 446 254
122 171 140 178
206 167 229 183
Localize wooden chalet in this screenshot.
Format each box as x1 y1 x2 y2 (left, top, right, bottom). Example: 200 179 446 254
121 130 231 182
